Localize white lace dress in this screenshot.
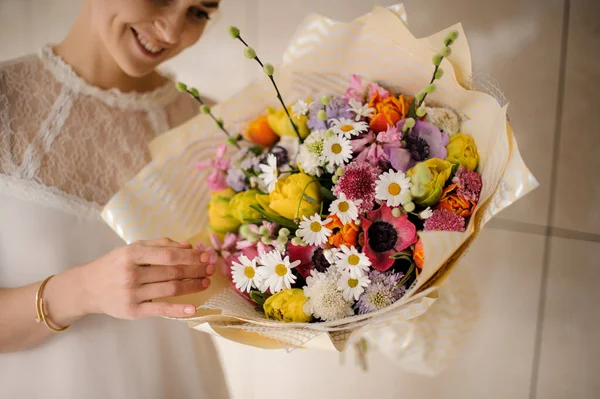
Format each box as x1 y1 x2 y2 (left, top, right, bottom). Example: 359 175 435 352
0 46 229 399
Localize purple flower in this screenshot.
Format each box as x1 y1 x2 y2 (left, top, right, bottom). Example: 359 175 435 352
387 120 450 172
307 96 353 131
355 270 406 314
226 168 247 192
452 167 483 202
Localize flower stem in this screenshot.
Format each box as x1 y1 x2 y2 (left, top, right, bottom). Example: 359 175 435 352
295 179 319 221
186 90 241 149
236 36 303 143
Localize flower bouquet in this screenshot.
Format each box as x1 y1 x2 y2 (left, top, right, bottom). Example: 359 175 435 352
102 4 537 372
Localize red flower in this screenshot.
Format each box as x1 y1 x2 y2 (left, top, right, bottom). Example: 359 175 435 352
361 205 418 271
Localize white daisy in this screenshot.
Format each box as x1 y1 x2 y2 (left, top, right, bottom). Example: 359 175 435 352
335 245 371 278
258 250 300 293
347 99 375 121
231 255 263 293
330 118 369 138
420 207 434 219
297 214 332 246
258 154 279 193
375 170 413 207
303 269 354 321
322 135 352 166
328 193 362 225
338 271 371 301
291 99 310 116
323 247 341 265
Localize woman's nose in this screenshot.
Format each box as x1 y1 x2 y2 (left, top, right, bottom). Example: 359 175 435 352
154 12 185 45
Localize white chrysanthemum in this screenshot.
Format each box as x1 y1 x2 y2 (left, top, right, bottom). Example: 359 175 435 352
297 146 322 176
297 130 328 175
347 99 375 121
258 154 279 193
375 170 413 207
303 269 354 321
231 255 263 293
291 99 310 116
328 193 361 225
258 250 300 293
335 245 371 278
322 135 352 166
420 207 433 219
297 214 332 246
330 118 369 138
338 271 371 301
424 106 461 136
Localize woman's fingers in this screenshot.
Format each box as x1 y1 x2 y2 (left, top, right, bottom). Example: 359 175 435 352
128 244 211 267
136 278 211 302
134 302 198 319
138 263 216 284
135 237 193 249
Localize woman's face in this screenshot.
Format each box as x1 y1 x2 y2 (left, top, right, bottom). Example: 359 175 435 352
91 0 220 77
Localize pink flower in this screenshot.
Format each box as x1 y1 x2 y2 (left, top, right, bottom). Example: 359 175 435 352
333 160 380 213
361 205 418 271
452 167 483 202
196 144 230 191
344 74 390 103
423 209 466 232
196 232 238 277
352 126 403 169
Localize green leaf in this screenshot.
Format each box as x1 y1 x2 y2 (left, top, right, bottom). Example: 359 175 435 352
249 204 297 229
250 290 269 305
303 194 316 204
319 186 336 201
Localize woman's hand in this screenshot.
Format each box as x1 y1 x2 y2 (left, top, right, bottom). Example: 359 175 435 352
76 238 215 320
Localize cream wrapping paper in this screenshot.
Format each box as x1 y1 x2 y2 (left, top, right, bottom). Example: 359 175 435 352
101 4 537 373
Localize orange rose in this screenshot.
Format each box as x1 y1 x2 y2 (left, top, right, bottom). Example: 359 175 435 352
437 184 476 217
368 92 412 133
245 115 280 147
413 239 424 269
325 214 359 248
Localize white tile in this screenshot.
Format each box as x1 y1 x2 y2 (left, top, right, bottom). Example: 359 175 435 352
535 237 600 398
552 0 600 235
214 228 545 399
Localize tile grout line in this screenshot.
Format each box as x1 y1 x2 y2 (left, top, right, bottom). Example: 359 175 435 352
529 1 571 398
487 218 600 243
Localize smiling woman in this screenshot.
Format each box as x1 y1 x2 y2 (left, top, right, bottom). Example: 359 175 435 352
0 0 229 398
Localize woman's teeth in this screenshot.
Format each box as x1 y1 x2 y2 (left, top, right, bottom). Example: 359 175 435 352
135 31 164 54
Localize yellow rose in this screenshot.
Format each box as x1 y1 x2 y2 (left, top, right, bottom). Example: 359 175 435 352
445 133 479 171
229 189 262 223
268 173 321 220
208 188 241 233
267 106 310 139
264 289 312 323
407 158 453 207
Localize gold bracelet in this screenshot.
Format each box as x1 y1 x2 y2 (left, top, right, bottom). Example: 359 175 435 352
35 275 70 333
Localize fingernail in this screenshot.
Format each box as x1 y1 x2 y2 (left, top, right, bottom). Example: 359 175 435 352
206 264 216 276
184 306 196 315
200 252 210 263
179 242 192 247
202 279 211 288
